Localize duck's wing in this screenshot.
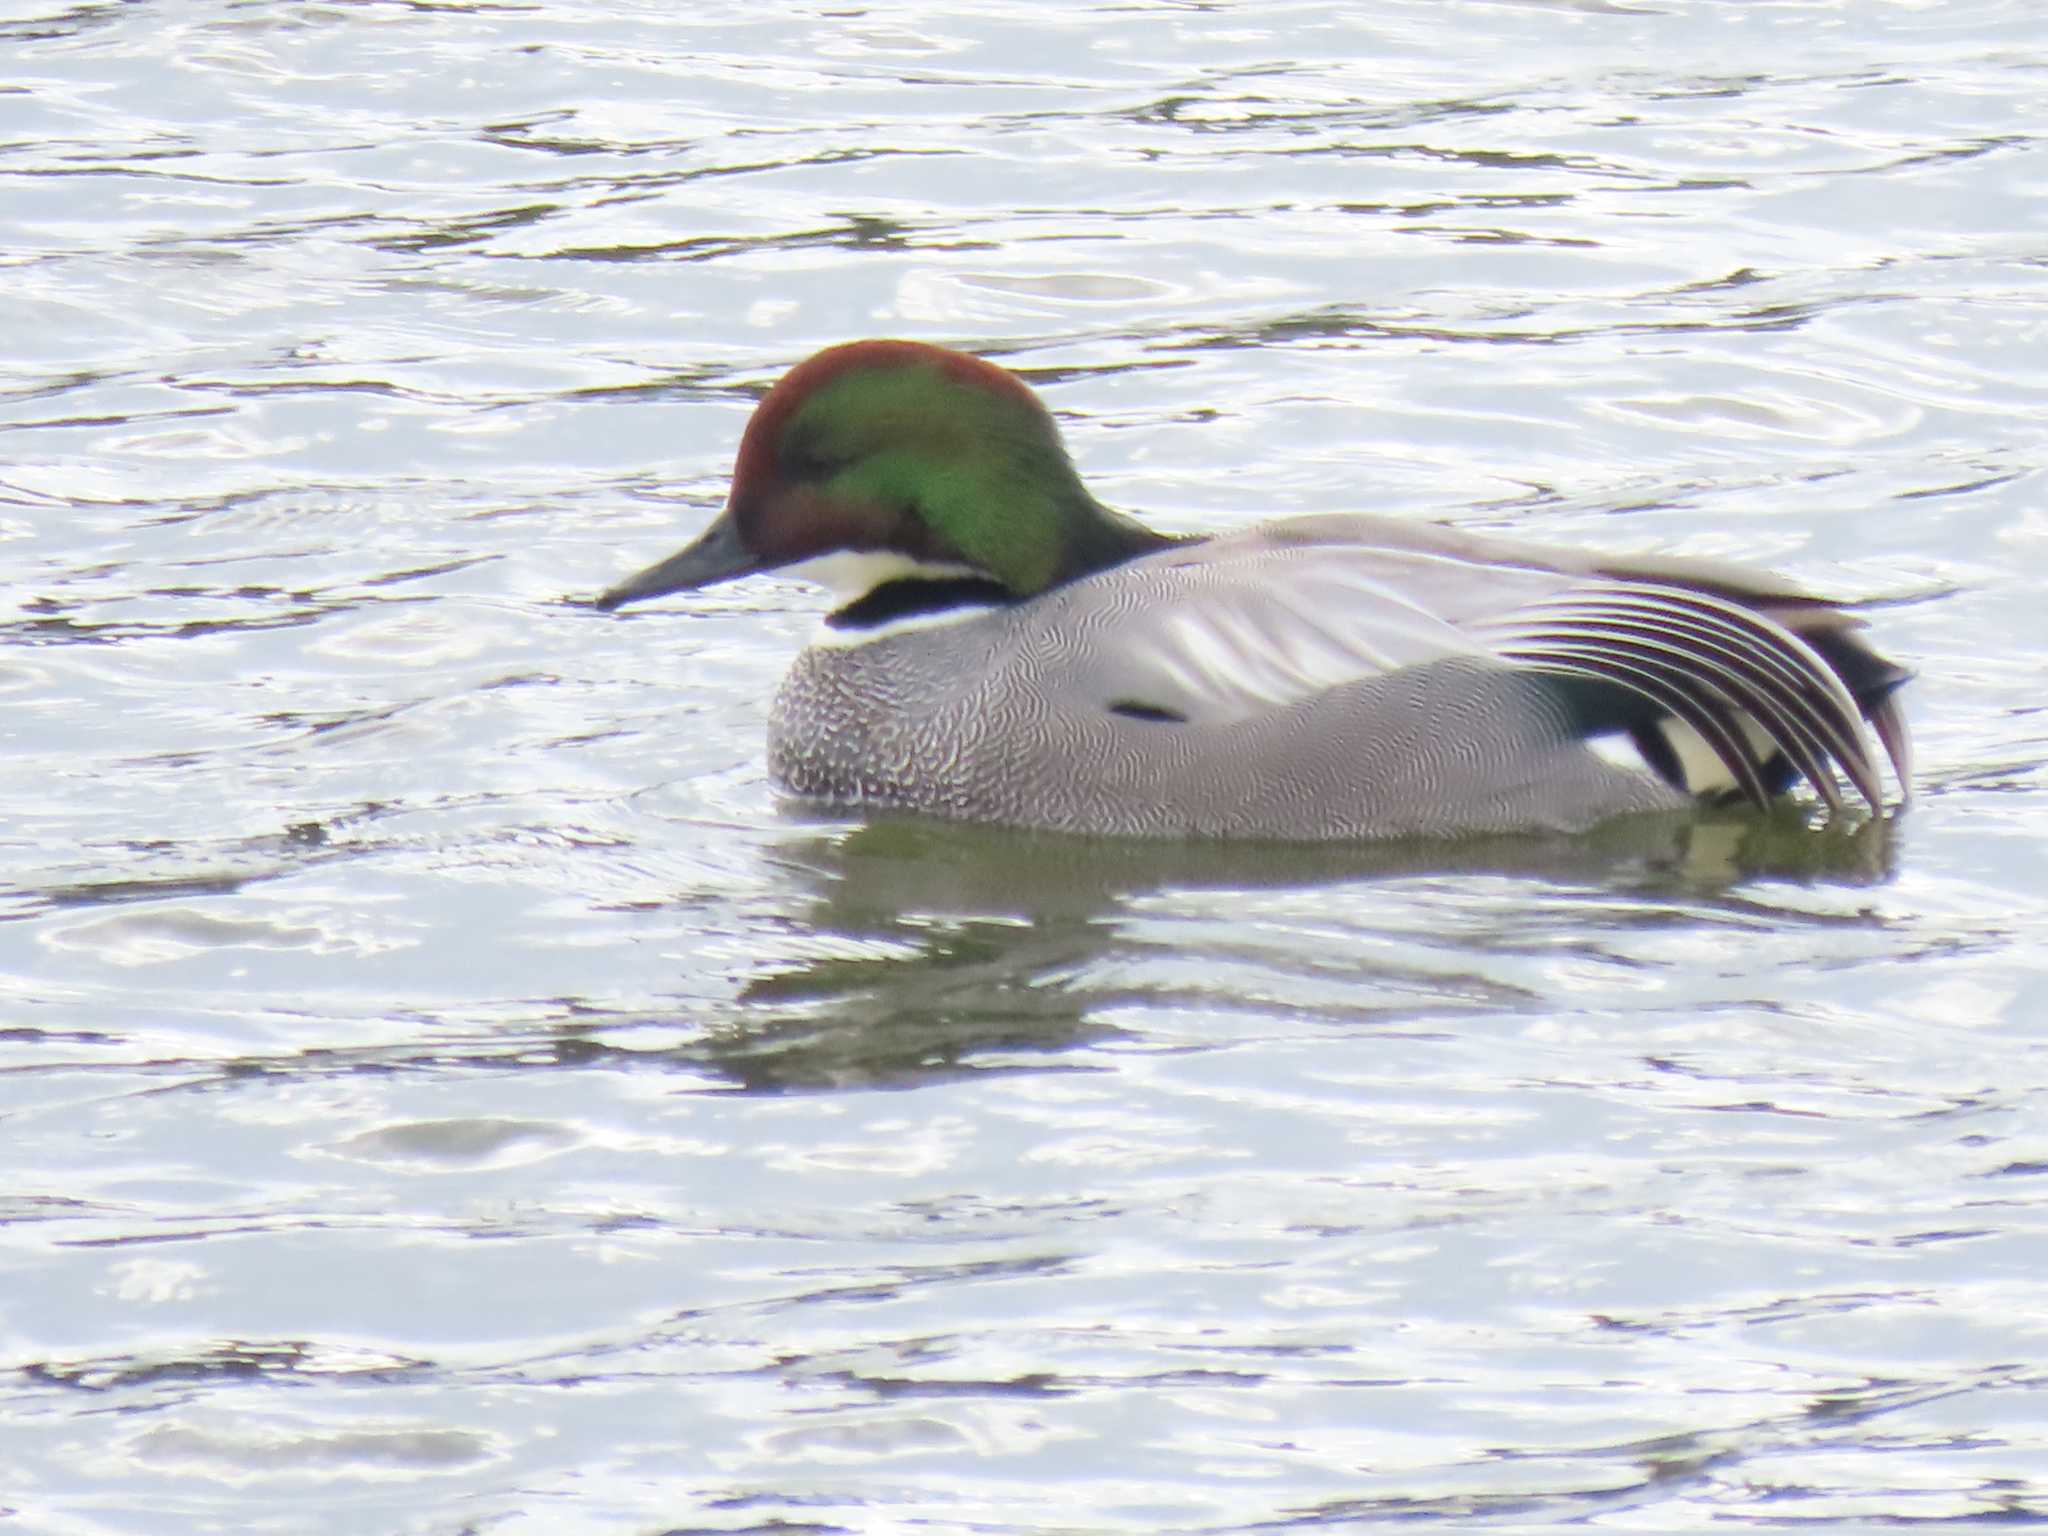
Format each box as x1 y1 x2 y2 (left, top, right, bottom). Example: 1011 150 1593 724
1046 534 1510 720
1038 516 1910 811
1467 580 1893 812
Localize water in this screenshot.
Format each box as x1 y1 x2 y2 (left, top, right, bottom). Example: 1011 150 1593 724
4 1 2046 1530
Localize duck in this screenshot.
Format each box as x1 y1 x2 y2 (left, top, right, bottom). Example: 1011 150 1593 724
596 339 1911 842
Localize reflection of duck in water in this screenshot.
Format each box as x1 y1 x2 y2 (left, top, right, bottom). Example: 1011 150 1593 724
687 809 1895 1094
598 340 1910 843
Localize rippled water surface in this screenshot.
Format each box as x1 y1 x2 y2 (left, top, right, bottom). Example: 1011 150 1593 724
5 1 2047 1530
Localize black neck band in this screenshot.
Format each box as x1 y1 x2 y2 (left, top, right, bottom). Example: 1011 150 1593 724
826 576 1015 631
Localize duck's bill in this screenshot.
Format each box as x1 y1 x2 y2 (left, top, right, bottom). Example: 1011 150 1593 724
595 513 760 610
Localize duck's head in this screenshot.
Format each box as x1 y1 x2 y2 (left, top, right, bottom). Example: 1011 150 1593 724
595 339 1173 615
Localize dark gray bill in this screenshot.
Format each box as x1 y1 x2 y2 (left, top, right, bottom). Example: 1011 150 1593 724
595 513 758 611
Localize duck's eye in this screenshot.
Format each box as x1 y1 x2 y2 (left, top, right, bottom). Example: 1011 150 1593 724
780 433 845 481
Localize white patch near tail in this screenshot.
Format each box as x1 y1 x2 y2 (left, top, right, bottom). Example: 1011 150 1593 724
1658 713 1779 795
1585 730 1652 775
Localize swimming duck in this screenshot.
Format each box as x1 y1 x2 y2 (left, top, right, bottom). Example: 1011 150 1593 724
597 340 1910 841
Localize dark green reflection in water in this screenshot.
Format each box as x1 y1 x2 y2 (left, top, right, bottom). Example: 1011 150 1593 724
654 806 1896 1093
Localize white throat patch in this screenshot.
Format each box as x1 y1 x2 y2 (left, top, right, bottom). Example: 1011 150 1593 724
782 550 981 604
782 550 1004 648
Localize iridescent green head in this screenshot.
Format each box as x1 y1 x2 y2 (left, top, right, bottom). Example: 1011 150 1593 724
596 340 1174 612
